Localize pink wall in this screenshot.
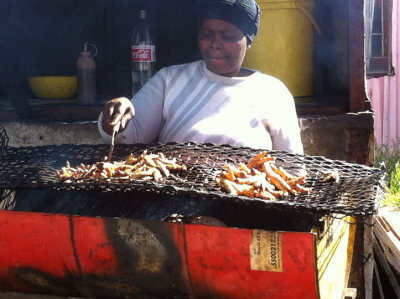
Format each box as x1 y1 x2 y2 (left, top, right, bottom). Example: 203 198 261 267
367 0 400 146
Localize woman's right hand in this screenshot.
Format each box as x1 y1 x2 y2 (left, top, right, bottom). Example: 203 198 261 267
102 97 135 135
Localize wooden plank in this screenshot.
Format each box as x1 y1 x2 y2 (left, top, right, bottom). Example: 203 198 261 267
373 238 400 297
380 211 400 242
373 261 385 299
296 99 348 116
348 0 367 112
317 216 355 299
347 216 365 299
0 101 103 122
31 104 103 122
374 215 400 276
363 216 375 299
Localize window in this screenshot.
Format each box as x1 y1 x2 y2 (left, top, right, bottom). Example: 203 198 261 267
364 0 394 77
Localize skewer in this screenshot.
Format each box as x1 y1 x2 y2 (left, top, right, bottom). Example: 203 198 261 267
107 129 117 162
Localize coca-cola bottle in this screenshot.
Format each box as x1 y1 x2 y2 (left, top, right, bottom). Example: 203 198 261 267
131 9 156 96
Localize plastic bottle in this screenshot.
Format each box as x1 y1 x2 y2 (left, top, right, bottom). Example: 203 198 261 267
131 9 156 96
77 42 97 105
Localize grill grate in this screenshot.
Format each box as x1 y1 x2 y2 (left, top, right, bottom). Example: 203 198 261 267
0 125 8 159
0 142 385 216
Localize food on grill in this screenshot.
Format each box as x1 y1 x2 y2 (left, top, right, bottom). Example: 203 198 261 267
320 168 340 183
56 150 187 182
0 141 384 216
217 151 311 200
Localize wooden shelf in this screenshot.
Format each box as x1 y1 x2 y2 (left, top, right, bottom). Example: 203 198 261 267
0 98 105 122
0 94 351 122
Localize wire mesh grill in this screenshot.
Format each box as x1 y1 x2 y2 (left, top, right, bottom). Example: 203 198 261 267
0 124 10 206
0 142 385 216
0 125 8 159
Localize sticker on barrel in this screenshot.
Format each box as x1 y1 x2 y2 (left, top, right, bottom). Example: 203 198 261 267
250 230 283 272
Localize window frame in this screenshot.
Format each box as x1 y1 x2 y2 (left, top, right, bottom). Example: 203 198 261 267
365 0 394 78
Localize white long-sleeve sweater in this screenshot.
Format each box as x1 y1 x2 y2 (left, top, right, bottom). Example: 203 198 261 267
99 60 303 154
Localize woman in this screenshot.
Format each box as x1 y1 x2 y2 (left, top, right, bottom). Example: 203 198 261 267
99 0 303 154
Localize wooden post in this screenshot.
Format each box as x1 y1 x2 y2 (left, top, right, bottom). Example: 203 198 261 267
347 216 365 298
348 0 367 112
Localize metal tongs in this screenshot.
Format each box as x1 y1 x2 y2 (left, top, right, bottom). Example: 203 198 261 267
107 129 117 162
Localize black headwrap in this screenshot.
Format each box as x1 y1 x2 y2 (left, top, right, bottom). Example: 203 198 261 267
198 0 261 42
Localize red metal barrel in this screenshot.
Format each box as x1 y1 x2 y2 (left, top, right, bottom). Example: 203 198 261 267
0 210 318 298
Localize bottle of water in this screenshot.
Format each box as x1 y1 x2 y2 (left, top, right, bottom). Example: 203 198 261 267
131 9 156 97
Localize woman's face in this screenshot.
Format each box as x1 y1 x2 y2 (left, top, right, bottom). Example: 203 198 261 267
198 19 248 77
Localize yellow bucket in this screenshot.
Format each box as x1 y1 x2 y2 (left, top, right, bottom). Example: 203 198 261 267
243 0 318 98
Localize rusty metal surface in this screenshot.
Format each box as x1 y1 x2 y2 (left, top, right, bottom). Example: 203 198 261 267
0 210 190 298
0 209 319 299
0 142 385 216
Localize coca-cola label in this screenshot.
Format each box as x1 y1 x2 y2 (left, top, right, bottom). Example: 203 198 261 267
131 45 156 62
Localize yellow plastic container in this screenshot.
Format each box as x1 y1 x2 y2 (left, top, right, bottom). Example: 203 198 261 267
243 0 317 98
28 76 77 99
